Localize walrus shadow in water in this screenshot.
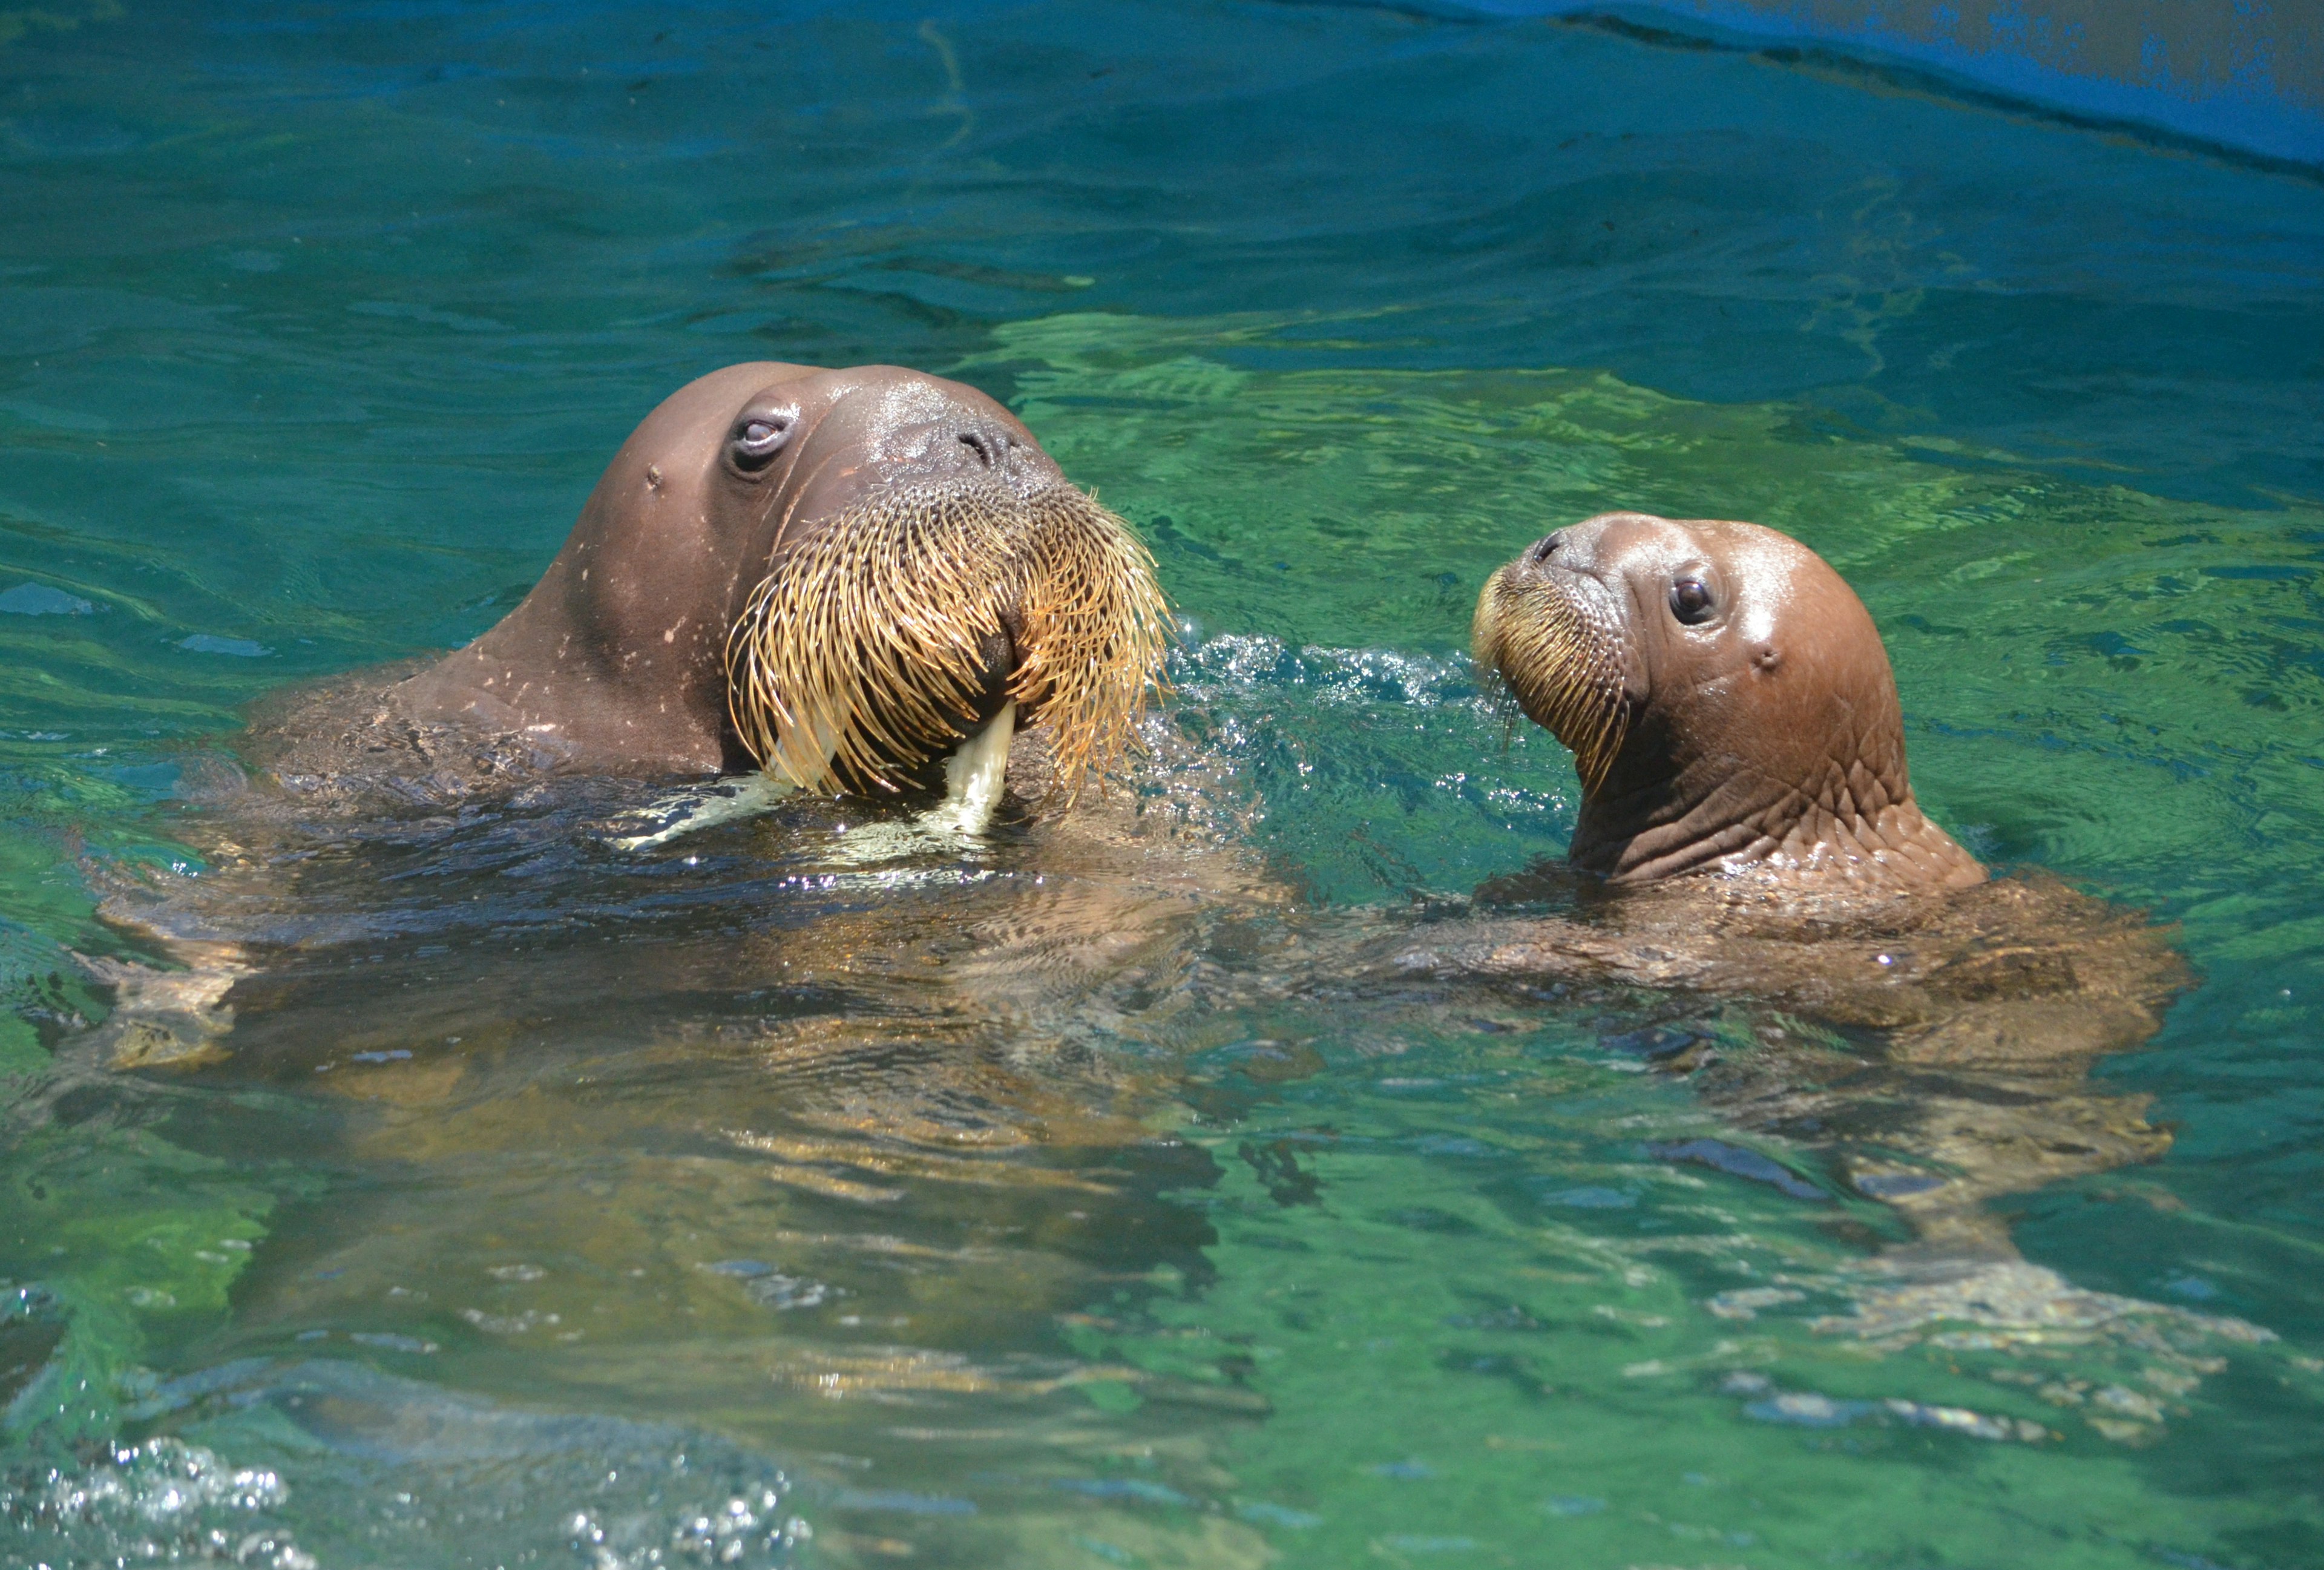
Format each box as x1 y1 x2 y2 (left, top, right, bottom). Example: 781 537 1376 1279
1351 511 2254 1372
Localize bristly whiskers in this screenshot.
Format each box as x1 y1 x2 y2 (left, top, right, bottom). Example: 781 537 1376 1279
724 479 1170 800
1471 563 1629 793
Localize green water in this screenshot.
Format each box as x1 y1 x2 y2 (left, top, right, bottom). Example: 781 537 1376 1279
4 4 2324 1567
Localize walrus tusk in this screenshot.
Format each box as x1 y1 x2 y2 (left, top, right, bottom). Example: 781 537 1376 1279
821 701 1018 864
923 698 1016 836
606 701 1016 855
79 942 253 1069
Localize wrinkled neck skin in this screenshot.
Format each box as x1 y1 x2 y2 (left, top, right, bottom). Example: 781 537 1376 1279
393 362 1058 777
1571 703 1985 893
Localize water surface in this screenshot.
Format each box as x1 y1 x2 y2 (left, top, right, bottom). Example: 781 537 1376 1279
4 4 2323 1567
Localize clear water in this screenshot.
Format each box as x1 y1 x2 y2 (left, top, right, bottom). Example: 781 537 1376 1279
4 4 2324 1566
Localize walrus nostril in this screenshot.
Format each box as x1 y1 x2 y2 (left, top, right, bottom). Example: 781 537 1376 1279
958 430 999 468
1529 533 1563 563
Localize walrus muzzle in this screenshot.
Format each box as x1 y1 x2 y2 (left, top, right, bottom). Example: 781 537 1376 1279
726 479 1169 798
1471 557 1630 793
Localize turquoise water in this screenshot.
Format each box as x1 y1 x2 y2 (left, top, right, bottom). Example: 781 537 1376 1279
4 4 2324 1566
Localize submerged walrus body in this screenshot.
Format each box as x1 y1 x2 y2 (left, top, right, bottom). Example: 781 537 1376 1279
1394 511 2190 1276
1384 867 2184 1263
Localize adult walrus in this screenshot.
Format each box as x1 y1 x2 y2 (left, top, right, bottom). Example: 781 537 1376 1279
257 361 1167 827
1382 511 2193 1313
85 363 1186 1063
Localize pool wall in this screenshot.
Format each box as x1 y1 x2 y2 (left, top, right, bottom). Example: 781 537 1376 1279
1440 0 2324 166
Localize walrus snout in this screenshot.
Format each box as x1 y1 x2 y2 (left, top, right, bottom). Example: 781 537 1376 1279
1508 512 1670 585
721 371 1161 798
827 378 1065 500
952 422 1022 475
1471 547 1633 793
904 412 1049 491
726 476 1168 800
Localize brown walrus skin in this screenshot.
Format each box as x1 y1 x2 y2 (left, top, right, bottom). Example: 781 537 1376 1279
1472 510 1986 890
403 362 997 774
389 360 1164 795
1394 512 2193 1269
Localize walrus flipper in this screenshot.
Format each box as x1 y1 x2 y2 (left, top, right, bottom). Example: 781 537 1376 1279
603 773 803 852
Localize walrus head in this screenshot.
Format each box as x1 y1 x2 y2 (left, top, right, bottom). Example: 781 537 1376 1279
401 363 1166 798
1472 511 1984 890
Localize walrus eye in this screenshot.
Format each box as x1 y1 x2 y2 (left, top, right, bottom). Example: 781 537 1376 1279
1669 578 1716 625
729 412 795 472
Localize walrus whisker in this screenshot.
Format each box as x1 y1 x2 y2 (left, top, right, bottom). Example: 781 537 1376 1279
1472 563 1629 793
767 444 847 557
736 486 1015 792
1009 487 1171 801
726 481 1167 800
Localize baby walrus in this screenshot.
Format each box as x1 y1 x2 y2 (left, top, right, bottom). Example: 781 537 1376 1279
1476 510 1982 890
1431 511 2189 1267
